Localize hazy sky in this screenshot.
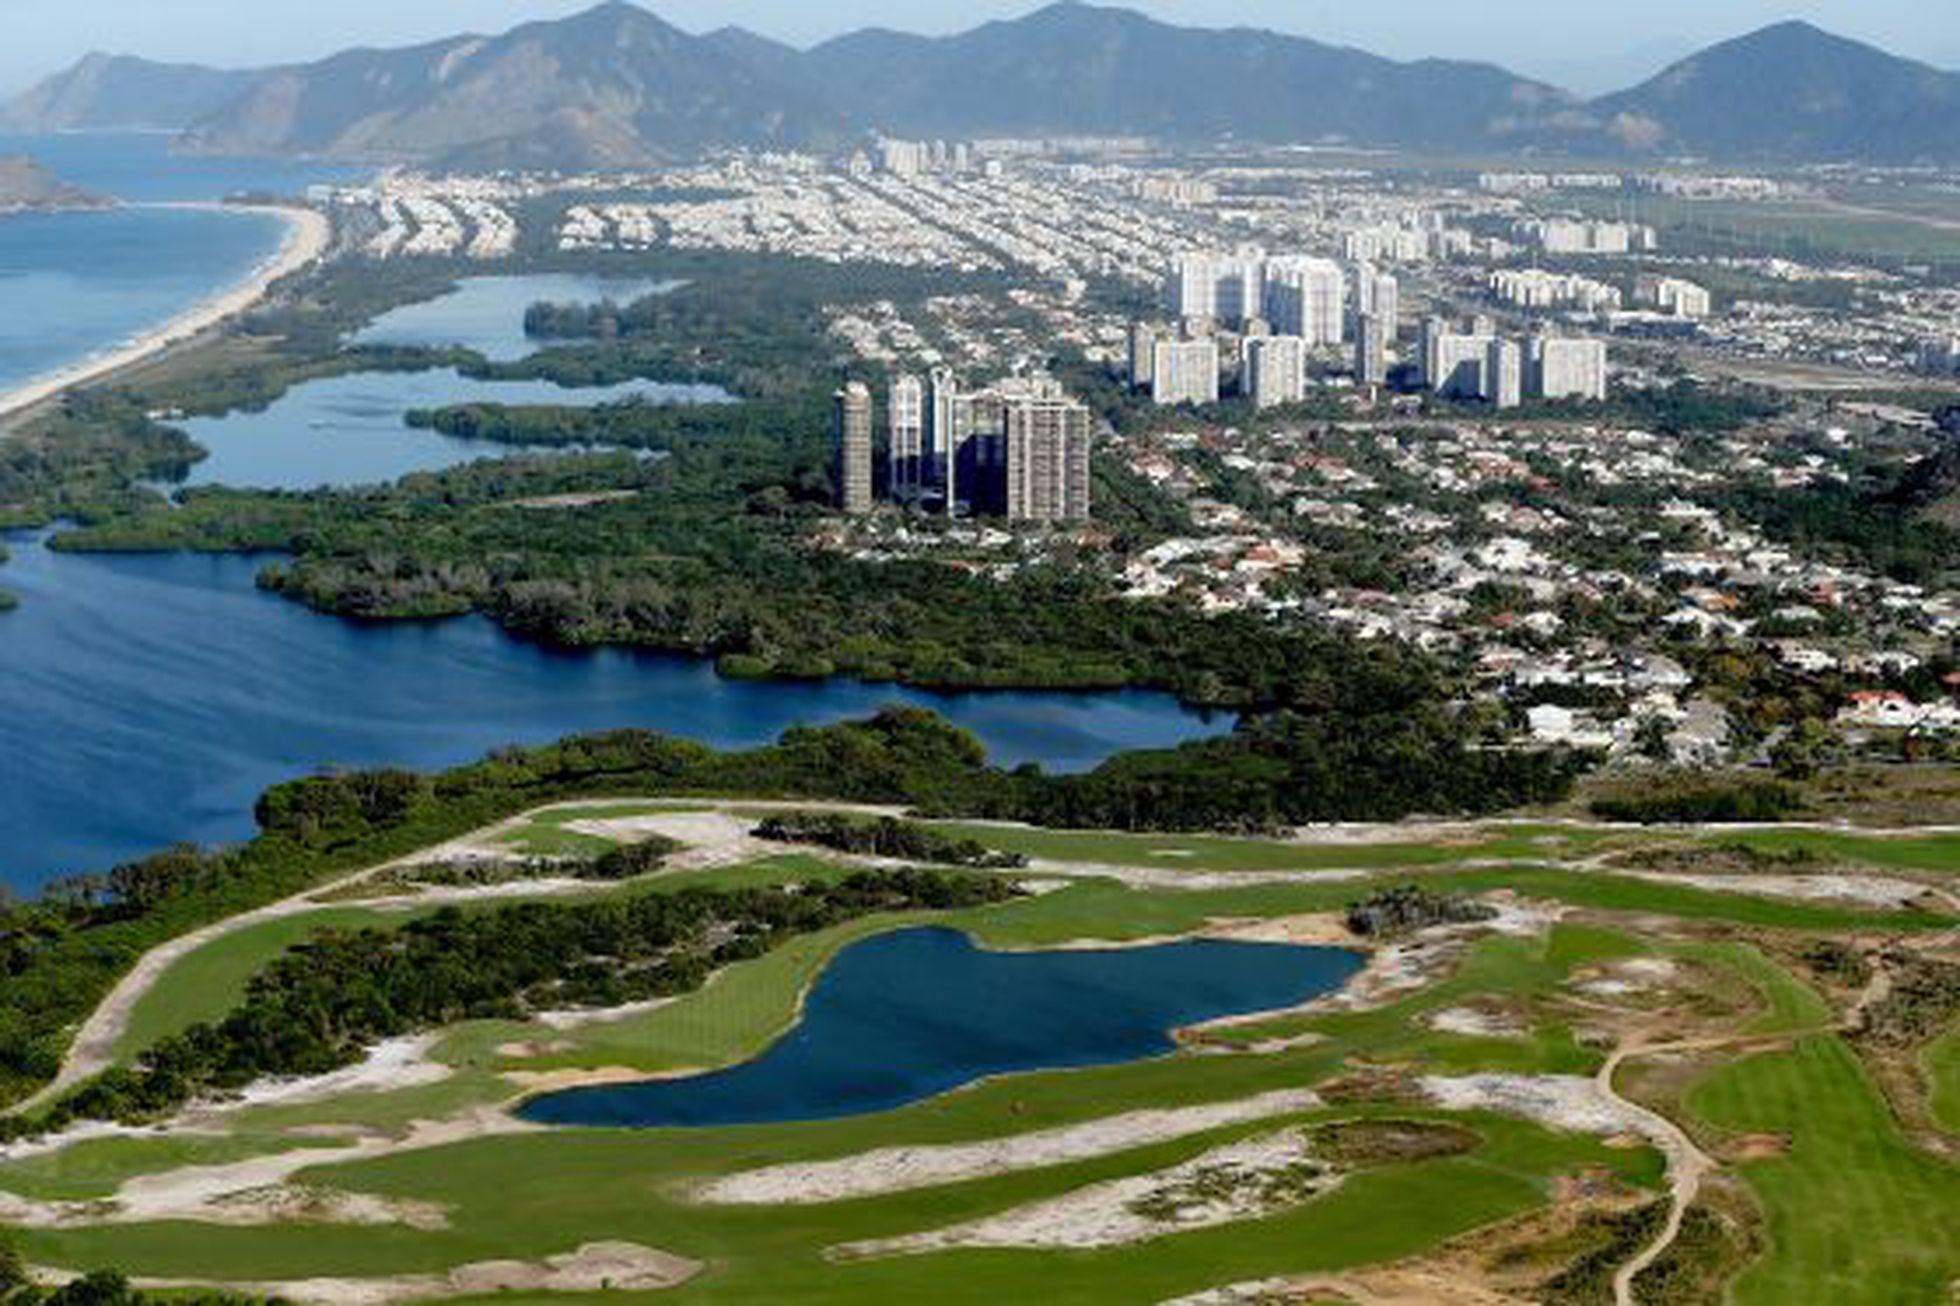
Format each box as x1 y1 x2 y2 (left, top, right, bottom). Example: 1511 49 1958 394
2 0 1956 98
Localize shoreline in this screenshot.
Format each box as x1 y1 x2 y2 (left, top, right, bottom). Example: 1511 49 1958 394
0 201 332 428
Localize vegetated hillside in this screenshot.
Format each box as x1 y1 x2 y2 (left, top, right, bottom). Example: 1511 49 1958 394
1575 21 1960 161
0 53 259 132
15 4 1960 166
178 1 851 169
801 2 1570 147
0 155 109 213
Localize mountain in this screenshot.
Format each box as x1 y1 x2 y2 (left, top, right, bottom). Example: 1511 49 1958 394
180 2 851 169
804 3 1570 148
0 156 111 214
1581 22 1960 160
0 54 259 132
13 5 1960 168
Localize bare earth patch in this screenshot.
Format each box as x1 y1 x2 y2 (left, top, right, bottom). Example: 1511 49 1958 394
695 1089 1324 1206
124 1242 700 1305
833 1128 1337 1256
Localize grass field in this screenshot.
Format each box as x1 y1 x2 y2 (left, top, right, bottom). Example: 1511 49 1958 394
11 802 1960 1302
1690 1037 1960 1305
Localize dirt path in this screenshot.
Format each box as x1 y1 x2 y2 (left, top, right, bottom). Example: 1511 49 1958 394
1598 1044 1717 1306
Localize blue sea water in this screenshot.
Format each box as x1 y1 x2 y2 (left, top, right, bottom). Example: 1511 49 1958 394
0 132 355 395
519 927 1362 1129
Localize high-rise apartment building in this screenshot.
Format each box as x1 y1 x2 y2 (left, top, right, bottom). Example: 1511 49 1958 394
919 372 1093 522
833 381 874 514
1243 336 1307 410
1528 336 1609 402
1151 338 1221 407
1264 257 1345 345
1128 322 1163 390
888 374 926 502
1355 313 1391 388
1003 388 1094 523
1167 252 1264 329
1350 262 1400 333
1633 274 1712 320
1486 339 1524 410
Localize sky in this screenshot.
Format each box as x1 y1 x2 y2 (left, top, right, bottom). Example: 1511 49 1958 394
1 0 1956 98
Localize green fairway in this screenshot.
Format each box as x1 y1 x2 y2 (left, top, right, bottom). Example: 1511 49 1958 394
1707 829 1960 874
1690 1036 1960 1304
113 905 429 1059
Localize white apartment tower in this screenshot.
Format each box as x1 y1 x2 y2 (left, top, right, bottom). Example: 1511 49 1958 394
1151 338 1221 407
1355 313 1391 388
1529 336 1609 402
1003 391 1094 523
888 374 926 502
1243 336 1308 410
1264 257 1345 345
834 381 875 515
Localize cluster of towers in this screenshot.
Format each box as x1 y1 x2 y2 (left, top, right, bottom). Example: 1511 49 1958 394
834 371 1093 523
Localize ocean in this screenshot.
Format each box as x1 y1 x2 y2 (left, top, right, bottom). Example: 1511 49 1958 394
0 131 357 395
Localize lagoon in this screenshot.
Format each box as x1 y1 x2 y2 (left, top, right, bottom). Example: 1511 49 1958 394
519 927 1361 1129
175 367 729 490
0 537 1230 891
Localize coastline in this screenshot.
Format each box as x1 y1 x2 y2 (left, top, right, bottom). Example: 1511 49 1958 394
0 201 332 428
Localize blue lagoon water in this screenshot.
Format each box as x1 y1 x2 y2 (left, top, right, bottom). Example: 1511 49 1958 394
351 275 684 362
0 536 1230 890
176 367 730 490
521 928 1362 1128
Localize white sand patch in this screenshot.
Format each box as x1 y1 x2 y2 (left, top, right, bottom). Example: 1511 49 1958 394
1628 871 1934 908
532 995 678 1033
835 1129 1336 1256
1426 1006 1522 1038
123 1242 700 1305
1027 858 1370 892
564 811 760 871
0 1109 537 1230
1420 1074 1669 1146
696 1089 1324 1206
228 1037 452 1110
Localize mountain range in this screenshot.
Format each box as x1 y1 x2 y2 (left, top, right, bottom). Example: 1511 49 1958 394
5 2 1959 169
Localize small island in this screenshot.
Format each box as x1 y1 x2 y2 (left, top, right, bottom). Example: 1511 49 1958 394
0 154 112 216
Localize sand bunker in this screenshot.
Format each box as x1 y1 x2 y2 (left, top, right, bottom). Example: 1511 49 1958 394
835 1128 1336 1256
126 1242 699 1305
697 1088 1324 1206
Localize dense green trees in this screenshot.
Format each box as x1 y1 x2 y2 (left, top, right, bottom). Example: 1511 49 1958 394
754 813 1029 868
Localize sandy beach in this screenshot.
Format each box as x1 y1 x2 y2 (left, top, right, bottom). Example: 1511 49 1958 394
0 202 332 428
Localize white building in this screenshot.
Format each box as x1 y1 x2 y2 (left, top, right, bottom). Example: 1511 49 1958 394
1243 335 1308 409
888 374 926 501
1487 339 1524 410
1633 275 1713 320
1350 262 1400 331
1168 251 1264 329
1265 257 1346 345
1514 218 1657 255
1529 336 1609 402
1490 269 1622 314
1152 338 1221 407
1355 313 1392 387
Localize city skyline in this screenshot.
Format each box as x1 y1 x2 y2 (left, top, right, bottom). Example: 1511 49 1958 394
1 0 1956 97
